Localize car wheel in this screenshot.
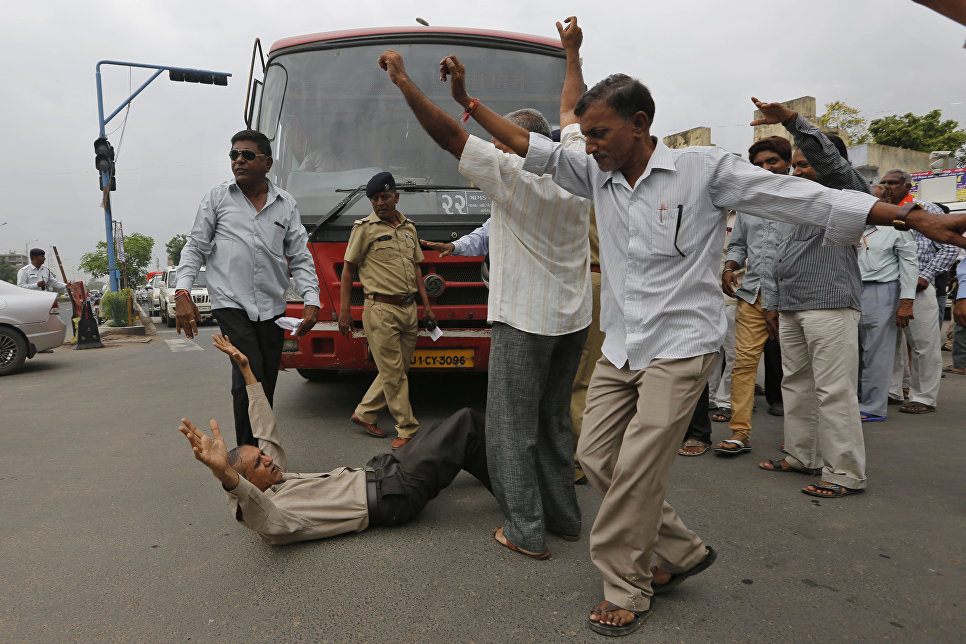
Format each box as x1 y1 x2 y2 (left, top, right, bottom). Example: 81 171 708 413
297 368 338 382
0 328 28 376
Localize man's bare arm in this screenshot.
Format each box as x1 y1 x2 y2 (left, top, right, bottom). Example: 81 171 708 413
178 418 240 490
378 49 468 158
868 204 966 248
913 0 966 27
557 16 584 128
440 55 531 156
212 333 256 385
338 261 356 339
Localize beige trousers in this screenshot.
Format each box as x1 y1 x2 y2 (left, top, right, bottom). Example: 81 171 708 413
355 300 419 437
779 308 866 489
578 353 715 611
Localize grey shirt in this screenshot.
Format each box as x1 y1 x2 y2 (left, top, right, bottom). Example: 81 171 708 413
763 115 871 312
177 179 320 322
725 213 779 306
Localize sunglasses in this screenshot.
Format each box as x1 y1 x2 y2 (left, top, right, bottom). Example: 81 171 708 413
229 149 270 162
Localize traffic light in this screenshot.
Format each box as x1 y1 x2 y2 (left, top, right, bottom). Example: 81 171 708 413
168 69 229 86
94 137 116 191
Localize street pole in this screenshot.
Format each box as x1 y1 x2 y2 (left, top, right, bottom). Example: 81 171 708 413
94 60 230 293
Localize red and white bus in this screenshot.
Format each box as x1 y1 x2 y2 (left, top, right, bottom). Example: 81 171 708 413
244 26 565 379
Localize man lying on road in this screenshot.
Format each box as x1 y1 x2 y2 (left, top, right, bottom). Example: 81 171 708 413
178 334 491 544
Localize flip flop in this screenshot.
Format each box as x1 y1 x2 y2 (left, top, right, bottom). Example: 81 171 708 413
758 459 821 474
651 546 717 595
493 527 550 560
713 439 751 455
802 483 865 498
942 366 966 375
860 414 886 422
677 439 711 457
899 402 935 414
710 408 731 423
588 601 651 637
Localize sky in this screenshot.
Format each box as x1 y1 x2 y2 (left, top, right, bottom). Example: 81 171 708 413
1 0 963 283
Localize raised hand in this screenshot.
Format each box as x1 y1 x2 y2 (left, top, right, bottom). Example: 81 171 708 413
178 418 238 488
556 16 582 51
420 239 455 257
749 97 797 126
212 333 249 368
378 49 409 85
439 55 471 107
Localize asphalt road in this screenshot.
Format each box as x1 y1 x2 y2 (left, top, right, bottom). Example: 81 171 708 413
2 320 965 642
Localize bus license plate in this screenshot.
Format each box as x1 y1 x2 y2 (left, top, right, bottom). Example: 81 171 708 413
410 349 475 368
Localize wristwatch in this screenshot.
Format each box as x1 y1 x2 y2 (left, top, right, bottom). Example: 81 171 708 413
892 202 923 231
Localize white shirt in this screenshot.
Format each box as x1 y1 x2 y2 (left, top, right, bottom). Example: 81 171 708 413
178 179 320 322
457 124 591 336
523 135 878 370
17 264 65 291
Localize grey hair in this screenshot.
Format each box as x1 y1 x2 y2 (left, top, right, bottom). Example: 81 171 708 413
227 446 248 479
883 168 912 185
503 108 552 138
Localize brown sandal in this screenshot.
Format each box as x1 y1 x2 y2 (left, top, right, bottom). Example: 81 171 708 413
493 527 550 560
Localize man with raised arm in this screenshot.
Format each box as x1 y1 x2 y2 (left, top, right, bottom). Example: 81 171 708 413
377 18 592 561
178 334 491 545
475 16 966 636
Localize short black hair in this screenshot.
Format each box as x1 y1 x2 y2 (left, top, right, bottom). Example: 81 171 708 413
231 130 272 157
574 74 656 126
29 248 46 258
748 136 792 164
826 134 848 161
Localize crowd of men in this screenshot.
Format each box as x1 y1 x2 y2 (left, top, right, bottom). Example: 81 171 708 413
175 16 966 638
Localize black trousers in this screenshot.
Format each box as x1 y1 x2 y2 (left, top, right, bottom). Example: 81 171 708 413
366 408 491 527
213 307 284 447
682 383 712 444
763 338 783 405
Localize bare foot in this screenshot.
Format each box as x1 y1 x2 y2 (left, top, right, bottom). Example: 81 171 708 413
590 601 638 627
650 566 672 585
677 439 710 456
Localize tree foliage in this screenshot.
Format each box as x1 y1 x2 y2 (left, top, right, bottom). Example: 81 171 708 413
819 101 869 144
0 260 18 284
166 234 188 266
869 109 966 166
78 232 155 286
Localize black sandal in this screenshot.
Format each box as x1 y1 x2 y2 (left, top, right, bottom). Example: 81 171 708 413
589 601 651 637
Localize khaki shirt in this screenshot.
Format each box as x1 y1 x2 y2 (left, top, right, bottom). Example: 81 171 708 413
226 383 369 544
344 211 424 296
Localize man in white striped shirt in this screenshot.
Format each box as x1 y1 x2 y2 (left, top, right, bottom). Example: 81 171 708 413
479 16 966 635
378 24 592 561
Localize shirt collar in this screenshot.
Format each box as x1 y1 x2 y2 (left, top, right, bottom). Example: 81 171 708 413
593 137 678 190
366 210 408 226
229 177 280 204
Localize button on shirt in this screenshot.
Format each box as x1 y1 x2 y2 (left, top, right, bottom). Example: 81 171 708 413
857 225 919 299
725 213 779 306
177 179 320 322
523 134 878 370
17 264 65 291
344 212 423 295
458 124 591 336
227 383 368 545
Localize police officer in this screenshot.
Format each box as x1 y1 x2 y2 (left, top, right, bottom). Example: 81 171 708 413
339 172 436 449
17 248 69 292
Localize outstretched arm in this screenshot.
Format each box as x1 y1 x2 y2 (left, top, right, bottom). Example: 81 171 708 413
557 16 584 128
378 49 468 158
178 418 240 490
212 333 256 385
440 55 531 156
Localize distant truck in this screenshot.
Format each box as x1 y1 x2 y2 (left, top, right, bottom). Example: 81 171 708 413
242 26 567 379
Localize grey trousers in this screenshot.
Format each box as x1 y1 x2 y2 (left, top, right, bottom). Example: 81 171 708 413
486 322 588 552
858 281 900 418
954 324 966 370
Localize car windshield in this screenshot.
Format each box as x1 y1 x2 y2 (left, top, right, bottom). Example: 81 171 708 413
258 39 564 226
167 271 206 288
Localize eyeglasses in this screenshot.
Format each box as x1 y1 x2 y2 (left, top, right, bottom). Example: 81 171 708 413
229 149 269 162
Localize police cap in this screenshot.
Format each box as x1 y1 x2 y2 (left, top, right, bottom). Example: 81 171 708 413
366 171 396 198
30 248 45 258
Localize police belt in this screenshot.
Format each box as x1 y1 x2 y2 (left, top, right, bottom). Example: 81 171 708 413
365 467 380 526
365 293 415 306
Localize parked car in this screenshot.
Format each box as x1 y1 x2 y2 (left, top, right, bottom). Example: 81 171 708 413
0 280 67 375
158 266 211 328
144 275 162 315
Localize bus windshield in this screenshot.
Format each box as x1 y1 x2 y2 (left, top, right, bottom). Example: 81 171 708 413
258 39 565 225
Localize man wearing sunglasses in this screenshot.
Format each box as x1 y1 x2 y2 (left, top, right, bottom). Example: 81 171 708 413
177 130 321 447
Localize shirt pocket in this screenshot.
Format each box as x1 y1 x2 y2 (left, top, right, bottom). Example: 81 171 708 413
647 204 692 257
261 220 287 258
792 224 822 242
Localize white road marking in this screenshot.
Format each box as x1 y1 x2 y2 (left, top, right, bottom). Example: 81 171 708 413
165 339 204 352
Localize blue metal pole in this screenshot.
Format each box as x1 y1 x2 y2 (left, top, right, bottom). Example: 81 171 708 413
95 66 119 292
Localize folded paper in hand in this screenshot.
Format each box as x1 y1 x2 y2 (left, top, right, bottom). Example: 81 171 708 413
275 316 304 336
427 325 443 341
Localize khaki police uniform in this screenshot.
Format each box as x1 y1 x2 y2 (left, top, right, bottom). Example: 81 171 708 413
344 211 423 438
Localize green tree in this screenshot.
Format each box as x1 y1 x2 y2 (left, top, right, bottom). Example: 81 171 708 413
819 101 869 144
166 234 188 265
868 109 966 166
78 232 155 286
0 259 17 284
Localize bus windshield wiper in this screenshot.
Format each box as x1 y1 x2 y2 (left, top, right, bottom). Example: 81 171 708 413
313 185 368 231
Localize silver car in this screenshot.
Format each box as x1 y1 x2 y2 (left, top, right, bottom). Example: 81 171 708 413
0 280 67 376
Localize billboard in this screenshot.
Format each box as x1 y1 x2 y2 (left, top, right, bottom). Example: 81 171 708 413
909 168 966 203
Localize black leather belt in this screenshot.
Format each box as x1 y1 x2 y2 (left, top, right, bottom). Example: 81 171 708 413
365 468 379 526
365 293 415 306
